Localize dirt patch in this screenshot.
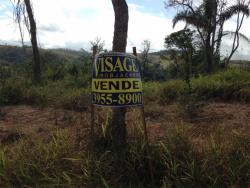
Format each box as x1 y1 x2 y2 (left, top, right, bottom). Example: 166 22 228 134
0 103 249 144
0 105 90 144
1 132 25 144
144 103 250 141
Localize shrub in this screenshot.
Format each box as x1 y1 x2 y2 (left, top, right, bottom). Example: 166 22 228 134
158 80 185 104
57 88 90 112
192 68 250 102
143 82 162 103
24 86 49 107
0 78 27 105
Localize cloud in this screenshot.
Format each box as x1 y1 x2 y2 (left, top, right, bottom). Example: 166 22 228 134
0 0 185 52
39 24 63 33
0 0 249 60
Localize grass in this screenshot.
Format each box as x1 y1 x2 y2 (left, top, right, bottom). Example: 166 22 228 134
1 67 249 109
144 68 250 105
0 75 91 111
0 125 249 187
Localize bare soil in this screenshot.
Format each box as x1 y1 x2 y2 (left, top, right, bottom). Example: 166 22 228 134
0 103 249 145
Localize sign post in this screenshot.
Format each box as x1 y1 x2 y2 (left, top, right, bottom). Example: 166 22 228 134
90 50 154 183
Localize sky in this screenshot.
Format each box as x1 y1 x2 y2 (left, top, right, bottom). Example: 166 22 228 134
0 0 250 59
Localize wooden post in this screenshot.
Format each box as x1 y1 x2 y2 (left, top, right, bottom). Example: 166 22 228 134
88 45 98 187
133 47 137 57
90 45 98 151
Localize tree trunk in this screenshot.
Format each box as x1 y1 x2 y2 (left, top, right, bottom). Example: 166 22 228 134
205 33 213 73
110 0 129 150
24 0 41 83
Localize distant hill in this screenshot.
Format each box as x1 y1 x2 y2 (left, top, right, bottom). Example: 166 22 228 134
0 45 89 65
1 45 248 69
230 60 250 65
49 48 89 59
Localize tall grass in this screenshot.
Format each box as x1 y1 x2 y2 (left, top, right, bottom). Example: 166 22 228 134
1 126 249 187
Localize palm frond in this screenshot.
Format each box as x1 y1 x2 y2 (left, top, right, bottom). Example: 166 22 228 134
223 31 250 43
220 4 250 21
173 10 206 29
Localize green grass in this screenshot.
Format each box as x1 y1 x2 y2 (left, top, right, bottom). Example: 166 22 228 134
1 67 249 109
0 75 91 111
0 126 249 187
143 68 250 104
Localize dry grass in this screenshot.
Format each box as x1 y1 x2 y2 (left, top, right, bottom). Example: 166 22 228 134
0 103 249 187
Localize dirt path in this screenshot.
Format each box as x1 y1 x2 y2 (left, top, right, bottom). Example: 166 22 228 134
0 103 249 144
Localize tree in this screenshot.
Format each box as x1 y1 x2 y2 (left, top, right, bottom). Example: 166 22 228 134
141 39 151 77
166 0 250 72
110 0 129 150
89 37 105 54
11 0 41 82
165 29 195 84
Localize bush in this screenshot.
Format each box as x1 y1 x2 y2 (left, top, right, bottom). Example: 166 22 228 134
24 86 49 107
158 80 185 104
57 88 90 112
192 68 250 102
143 82 162 103
0 78 28 105
144 68 250 105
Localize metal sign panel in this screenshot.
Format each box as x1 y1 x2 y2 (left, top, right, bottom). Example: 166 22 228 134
92 52 143 107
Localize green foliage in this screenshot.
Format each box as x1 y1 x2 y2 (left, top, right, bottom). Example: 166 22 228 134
178 85 202 118
144 68 250 107
192 68 250 101
143 62 168 81
0 78 28 105
165 29 195 52
168 0 250 72
158 80 185 104
57 88 90 112
0 58 92 110
1 64 249 112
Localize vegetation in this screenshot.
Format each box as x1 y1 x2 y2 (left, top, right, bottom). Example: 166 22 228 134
166 0 250 72
1 59 249 108
1 49 250 188
0 124 249 187
1 0 250 187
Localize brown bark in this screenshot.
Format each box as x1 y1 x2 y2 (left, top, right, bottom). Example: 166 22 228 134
110 0 129 150
24 0 41 83
111 0 129 52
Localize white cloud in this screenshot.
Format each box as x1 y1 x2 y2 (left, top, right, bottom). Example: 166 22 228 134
0 0 184 52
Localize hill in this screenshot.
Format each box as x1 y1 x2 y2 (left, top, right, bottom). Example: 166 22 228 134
0 45 89 65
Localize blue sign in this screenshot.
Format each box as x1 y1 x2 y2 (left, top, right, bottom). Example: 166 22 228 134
92 52 143 107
